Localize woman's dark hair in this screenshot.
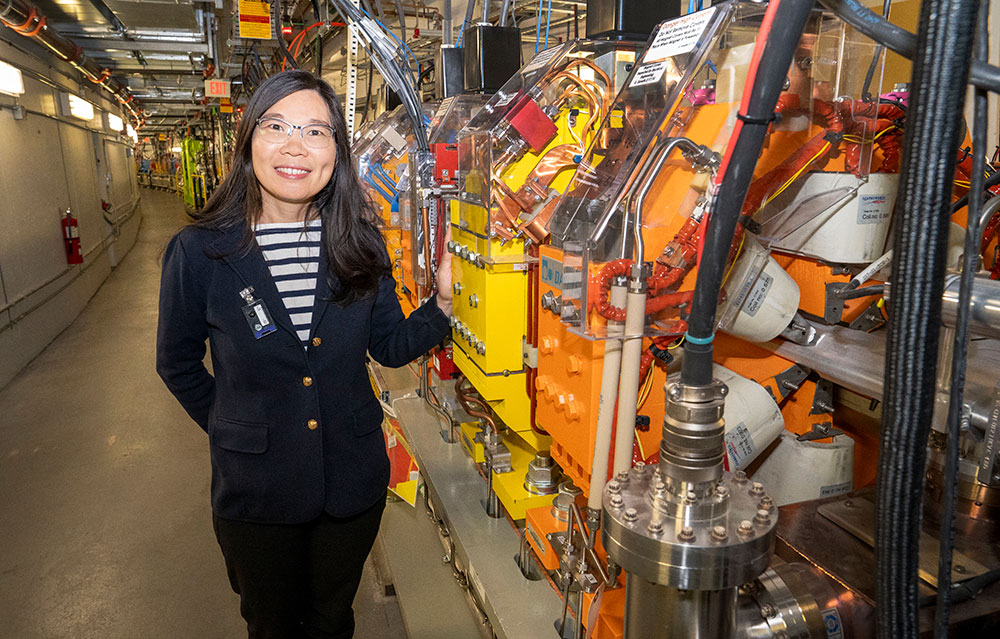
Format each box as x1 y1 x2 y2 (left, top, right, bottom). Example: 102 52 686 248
192 70 389 303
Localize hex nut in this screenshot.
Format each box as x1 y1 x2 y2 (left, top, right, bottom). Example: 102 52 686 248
609 495 624 509
684 491 698 505
759 495 774 510
616 471 630 483
623 507 638 522
647 521 663 534
760 603 777 618
607 480 621 494
738 520 755 537
715 485 730 499
754 509 771 525
711 525 728 541
678 526 695 542
750 481 765 497
734 471 748 484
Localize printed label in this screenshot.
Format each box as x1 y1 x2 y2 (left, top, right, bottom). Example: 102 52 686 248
857 193 891 225
821 607 845 639
742 272 773 318
630 61 669 88
253 304 270 327
820 481 852 498
725 422 754 470
644 7 718 63
522 45 562 75
540 255 564 289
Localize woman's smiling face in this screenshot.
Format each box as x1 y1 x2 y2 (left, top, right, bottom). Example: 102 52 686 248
252 89 337 216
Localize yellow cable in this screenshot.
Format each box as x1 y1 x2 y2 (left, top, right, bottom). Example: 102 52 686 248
667 335 686 349
760 141 832 211
721 232 747 288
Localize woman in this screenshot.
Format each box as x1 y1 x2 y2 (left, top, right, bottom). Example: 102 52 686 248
156 70 451 638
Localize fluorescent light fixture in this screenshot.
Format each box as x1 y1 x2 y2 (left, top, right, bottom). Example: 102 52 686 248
106 113 124 131
126 124 137 142
171 146 182 153
59 92 95 120
0 60 24 96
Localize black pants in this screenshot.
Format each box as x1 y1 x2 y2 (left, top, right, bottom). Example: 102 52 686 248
213 497 386 639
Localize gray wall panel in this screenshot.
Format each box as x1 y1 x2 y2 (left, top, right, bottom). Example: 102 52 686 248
58 124 103 256
0 110 70 300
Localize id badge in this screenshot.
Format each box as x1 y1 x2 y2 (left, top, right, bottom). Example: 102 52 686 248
239 287 277 339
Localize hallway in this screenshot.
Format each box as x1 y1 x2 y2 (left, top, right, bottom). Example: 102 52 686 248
0 189 405 638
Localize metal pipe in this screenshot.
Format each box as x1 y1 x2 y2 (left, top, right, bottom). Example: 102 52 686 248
976 193 1000 254
442 0 452 45
624 577 736 639
480 0 491 24
0 0 140 120
941 273 1000 340
587 279 627 511
589 137 701 249
499 0 510 26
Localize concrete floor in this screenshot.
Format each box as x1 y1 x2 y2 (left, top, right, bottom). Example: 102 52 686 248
0 189 408 638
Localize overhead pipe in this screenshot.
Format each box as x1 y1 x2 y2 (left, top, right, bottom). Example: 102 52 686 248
0 0 142 122
872 0 979 635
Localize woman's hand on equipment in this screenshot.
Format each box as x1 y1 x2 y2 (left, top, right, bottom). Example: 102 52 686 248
436 226 453 316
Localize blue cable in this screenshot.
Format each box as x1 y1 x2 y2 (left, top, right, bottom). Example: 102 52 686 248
535 0 542 54
544 0 552 49
372 165 399 195
364 173 394 203
688 0 696 14
456 19 467 47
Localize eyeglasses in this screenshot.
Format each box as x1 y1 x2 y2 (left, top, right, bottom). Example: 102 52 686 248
256 116 336 149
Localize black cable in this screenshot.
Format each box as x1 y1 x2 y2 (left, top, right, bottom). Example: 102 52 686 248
818 0 1000 94
272 0 298 70
681 0 817 387
921 569 1000 608
860 0 893 102
873 0 979 635
951 171 1000 214
934 2 990 635
836 284 885 299
311 0 322 76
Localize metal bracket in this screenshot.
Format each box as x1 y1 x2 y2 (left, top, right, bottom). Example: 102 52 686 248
848 299 886 333
781 312 819 345
796 421 844 441
769 364 811 403
824 282 849 324
809 379 835 416
797 379 842 441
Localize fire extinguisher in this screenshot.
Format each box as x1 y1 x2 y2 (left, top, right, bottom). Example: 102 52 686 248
62 208 83 265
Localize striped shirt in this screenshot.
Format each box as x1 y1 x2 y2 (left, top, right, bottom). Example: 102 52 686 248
254 220 322 347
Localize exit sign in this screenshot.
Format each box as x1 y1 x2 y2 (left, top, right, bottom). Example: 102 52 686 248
205 79 231 98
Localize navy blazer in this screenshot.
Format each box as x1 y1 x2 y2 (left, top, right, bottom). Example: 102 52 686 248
156 222 449 523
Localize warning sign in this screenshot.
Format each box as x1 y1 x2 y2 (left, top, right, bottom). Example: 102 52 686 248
237 0 273 40
643 7 717 63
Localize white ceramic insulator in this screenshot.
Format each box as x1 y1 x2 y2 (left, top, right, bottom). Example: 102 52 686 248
611 288 648 476
587 283 627 511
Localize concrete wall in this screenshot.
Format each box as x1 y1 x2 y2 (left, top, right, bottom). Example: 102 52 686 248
0 35 143 389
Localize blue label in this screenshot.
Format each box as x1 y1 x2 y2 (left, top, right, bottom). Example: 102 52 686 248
540 255 563 289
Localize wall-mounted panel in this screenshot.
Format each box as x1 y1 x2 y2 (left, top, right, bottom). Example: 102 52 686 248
0 110 70 301
58 123 103 256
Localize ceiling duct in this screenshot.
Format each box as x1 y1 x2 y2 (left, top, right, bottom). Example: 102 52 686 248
0 0 142 122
